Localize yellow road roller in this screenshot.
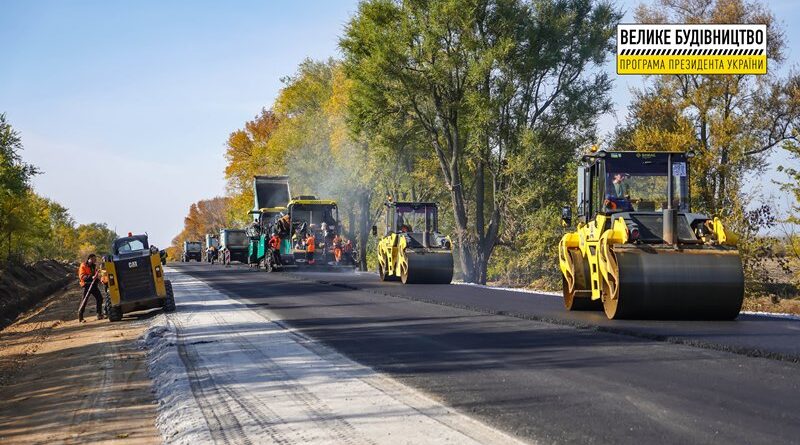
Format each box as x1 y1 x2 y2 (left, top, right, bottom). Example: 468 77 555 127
558 150 744 320
375 201 453 284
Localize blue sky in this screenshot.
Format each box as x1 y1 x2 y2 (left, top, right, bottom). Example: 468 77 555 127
1 1 798 247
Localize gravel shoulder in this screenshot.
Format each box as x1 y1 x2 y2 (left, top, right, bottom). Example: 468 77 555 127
0 284 160 444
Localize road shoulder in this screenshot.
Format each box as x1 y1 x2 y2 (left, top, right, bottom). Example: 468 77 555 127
0 285 160 444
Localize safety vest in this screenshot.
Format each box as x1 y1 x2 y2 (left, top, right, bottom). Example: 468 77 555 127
306 235 316 253
78 262 95 287
269 236 280 250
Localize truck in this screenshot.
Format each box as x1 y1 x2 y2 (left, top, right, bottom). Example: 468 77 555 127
220 228 250 265
182 240 202 262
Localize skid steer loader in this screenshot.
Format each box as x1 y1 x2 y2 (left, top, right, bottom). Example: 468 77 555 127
103 233 175 321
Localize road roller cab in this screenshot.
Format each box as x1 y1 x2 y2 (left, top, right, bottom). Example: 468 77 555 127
376 201 454 284
558 150 744 320
103 234 176 321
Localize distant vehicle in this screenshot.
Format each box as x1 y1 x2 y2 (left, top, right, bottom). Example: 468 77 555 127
182 240 202 262
102 233 175 321
220 229 249 265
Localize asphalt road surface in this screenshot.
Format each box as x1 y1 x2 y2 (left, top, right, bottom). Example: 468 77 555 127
171 262 800 445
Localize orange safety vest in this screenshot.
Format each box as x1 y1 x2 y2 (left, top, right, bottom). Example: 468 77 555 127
78 262 95 287
269 235 280 250
306 235 316 253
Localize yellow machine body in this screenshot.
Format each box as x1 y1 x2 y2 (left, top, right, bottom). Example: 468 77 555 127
376 201 453 284
558 151 744 320
102 234 174 321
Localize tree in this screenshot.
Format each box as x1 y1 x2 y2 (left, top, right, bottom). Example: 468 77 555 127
613 0 800 294
75 223 117 259
224 109 281 222
0 113 39 260
172 197 232 249
616 0 798 216
341 0 620 282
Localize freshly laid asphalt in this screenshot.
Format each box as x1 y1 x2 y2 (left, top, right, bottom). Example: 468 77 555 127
171 262 800 445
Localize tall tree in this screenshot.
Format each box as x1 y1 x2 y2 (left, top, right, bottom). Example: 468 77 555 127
172 197 232 252
615 0 798 216
341 0 620 282
0 113 39 260
613 0 800 293
224 109 281 222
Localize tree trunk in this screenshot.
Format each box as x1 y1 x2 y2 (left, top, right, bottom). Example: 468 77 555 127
357 191 371 271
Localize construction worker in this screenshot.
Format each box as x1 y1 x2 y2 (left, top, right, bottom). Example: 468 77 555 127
332 234 343 264
77 254 104 322
305 231 316 265
343 239 354 264
268 232 282 266
207 245 217 264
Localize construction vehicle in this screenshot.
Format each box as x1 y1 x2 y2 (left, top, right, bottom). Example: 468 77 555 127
219 229 249 265
247 176 290 272
102 233 175 322
558 150 744 320
374 201 453 284
182 240 202 262
204 234 219 264
281 196 356 270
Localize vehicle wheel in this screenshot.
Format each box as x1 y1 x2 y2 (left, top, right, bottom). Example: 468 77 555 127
104 293 123 322
163 280 176 313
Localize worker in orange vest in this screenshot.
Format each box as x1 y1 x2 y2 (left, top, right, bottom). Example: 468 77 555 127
77 253 104 322
305 231 316 265
268 232 282 266
332 234 343 264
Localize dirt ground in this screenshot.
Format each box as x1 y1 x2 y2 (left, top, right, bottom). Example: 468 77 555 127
742 295 800 315
0 285 161 444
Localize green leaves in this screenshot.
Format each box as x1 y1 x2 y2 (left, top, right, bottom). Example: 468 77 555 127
341 0 620 282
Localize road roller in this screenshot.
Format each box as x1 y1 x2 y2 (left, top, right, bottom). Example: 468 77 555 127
558 150 744 320
375 201 453 284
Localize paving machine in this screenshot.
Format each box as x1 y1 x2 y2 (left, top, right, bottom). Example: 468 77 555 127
182 240 202 262
220 229 249 265
279 196 356 270
375 201 453 284
102 233 175 321
558 150 744 320
247 176 291 272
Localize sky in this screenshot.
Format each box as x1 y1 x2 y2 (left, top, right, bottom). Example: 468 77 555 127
1 0 798 247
